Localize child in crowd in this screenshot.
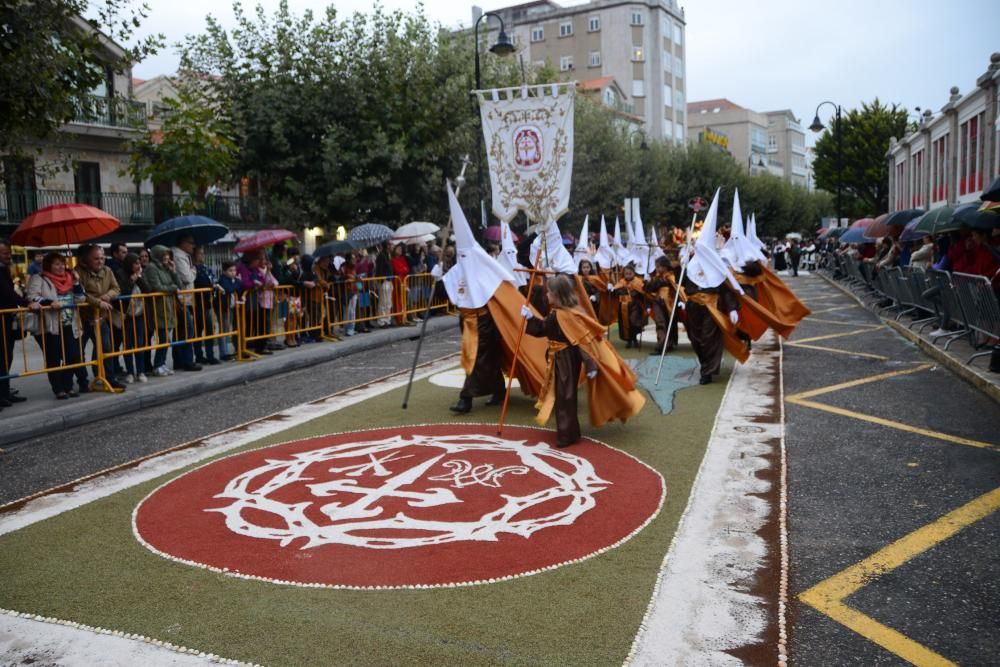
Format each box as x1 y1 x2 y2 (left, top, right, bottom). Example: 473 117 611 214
217 261 241 360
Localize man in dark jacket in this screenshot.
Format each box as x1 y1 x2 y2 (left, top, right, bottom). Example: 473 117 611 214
0 238 40 407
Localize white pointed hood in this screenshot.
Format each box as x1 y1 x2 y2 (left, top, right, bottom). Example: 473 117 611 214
748 213 766 251
612 217 631 267
595 215 615 270
647 225 665 274
630 211 650 275
684 188 743 292
721 189 766 269
496 219 527 287
443 181 516 308
573 215 592 262
530 220 577 274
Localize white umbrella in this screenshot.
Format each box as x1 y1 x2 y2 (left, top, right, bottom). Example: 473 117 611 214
393 221 440 241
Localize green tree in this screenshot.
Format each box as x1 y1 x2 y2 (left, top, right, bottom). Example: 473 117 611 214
0 0 162 157
123 86 238 204
812 99 910 218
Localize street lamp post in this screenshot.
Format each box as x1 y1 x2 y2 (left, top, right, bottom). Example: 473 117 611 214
809 101 842 225
473 12 515 231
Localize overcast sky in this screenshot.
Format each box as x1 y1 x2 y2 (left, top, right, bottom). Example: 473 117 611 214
131 0 996 144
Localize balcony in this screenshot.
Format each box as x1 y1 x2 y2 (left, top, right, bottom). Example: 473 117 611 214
71 95 147 130
0 189 261 229
790 143 807 156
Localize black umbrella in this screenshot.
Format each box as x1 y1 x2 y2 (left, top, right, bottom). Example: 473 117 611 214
883 208 924 226
951 202 985 228
981 177 1000 202
958 205 1000 231
314 238 362 259
146 215 229 248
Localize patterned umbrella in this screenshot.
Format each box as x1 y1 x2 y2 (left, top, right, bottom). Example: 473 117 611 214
11 203 120 247
346 223 394 248
234 229 298 254
147 215 229 248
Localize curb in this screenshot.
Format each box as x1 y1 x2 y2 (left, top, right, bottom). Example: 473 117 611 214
815 271 1000 407
0 316 458 447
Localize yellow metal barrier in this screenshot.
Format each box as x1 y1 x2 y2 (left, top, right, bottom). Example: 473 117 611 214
2 273 455 396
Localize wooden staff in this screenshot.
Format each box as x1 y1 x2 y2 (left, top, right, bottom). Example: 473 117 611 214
401 156 470 409
497 234 552 436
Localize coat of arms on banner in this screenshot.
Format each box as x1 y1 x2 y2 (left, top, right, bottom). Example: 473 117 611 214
477 84 575 223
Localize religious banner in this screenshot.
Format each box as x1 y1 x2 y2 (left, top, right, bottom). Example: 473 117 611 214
476 82 575 223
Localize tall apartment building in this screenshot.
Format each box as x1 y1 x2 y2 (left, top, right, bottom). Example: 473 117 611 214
686 99 809 186
481 0 688 144
764 110 808 187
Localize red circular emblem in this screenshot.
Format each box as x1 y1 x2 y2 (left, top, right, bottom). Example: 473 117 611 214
134 424 663 588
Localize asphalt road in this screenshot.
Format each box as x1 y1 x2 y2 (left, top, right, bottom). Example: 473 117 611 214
785 273 1000 666
0 328 462 506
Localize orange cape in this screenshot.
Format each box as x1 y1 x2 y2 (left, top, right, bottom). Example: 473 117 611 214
533 307 646 427
681 289 751 364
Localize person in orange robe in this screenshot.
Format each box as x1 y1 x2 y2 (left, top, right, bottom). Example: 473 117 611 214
521 274 645 447
611 263 647 348
645 255 680 353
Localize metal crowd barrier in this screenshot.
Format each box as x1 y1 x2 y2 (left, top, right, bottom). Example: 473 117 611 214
0 304 98 390
949 271 1000 365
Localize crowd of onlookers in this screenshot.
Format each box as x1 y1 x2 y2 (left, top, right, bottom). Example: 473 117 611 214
0 236 447 409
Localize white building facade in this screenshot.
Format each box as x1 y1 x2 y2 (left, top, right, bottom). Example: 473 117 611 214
887 53 1000 212
483 0 687 144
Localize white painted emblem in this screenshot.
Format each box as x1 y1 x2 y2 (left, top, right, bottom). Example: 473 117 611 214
208 434 610 550
513 125 543 171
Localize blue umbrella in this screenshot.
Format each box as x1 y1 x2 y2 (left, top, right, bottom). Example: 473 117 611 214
900 219 929 243
146 215 230 248
839 227 876 244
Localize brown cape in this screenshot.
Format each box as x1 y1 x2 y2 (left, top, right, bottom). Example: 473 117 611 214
681 288 751 364
533 307 646 427
756 267 811 329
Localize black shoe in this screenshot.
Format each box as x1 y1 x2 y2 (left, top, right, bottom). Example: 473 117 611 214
206 358 221 365
699 375 712 385
0 398 11 408
77 383 91 394
449 398 472 413
109 379 127 390
182 363 203 372
5 394 26 403
484 392 505 406
195 357 207 365
257 349 273 355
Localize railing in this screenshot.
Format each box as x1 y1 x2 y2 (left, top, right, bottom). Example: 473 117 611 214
72 94 147 129
1 274 451 391
0 189 261 227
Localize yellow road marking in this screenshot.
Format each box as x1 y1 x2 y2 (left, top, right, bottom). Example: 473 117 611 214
786 398 1000 452
792 326 885 344
800 487 1000 666
785 343 890 361
810 305 858 314
787 364 932 401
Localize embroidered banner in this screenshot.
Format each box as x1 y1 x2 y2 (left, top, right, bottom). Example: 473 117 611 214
476 83 575 224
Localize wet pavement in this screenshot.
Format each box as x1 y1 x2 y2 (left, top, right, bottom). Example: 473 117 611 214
784 273 1000 666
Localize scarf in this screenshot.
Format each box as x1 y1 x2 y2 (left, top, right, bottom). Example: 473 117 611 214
43 270 75 295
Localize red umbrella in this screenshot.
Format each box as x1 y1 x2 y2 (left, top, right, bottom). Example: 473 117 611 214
863 213 893 239
234 229 298 254
11 203 121 247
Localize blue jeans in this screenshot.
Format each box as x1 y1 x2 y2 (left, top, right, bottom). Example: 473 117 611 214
171 307 195 368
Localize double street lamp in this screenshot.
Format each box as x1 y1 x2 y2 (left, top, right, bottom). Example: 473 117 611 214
474 11 515 230
809 101 842 226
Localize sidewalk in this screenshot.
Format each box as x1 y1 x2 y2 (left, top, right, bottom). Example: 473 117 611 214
0 315 458 446
817 270 1000 404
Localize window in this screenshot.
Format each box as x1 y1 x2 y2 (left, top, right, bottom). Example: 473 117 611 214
662 52 672 72
663 118 674 139
959 112 985 195
662 17 671 39
911 150 924 208
632 46 644 62
632 79 645 98
559 21 573 37
768 135 778 152
673 22 683 45
589 51 601 67
931 134 949 202
531 27 544 42
674 56 683 77
588 16 600 32
559 55 573 71
751 128 767 153
674 88 684 109
630 10 644 26
662 84 673 105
